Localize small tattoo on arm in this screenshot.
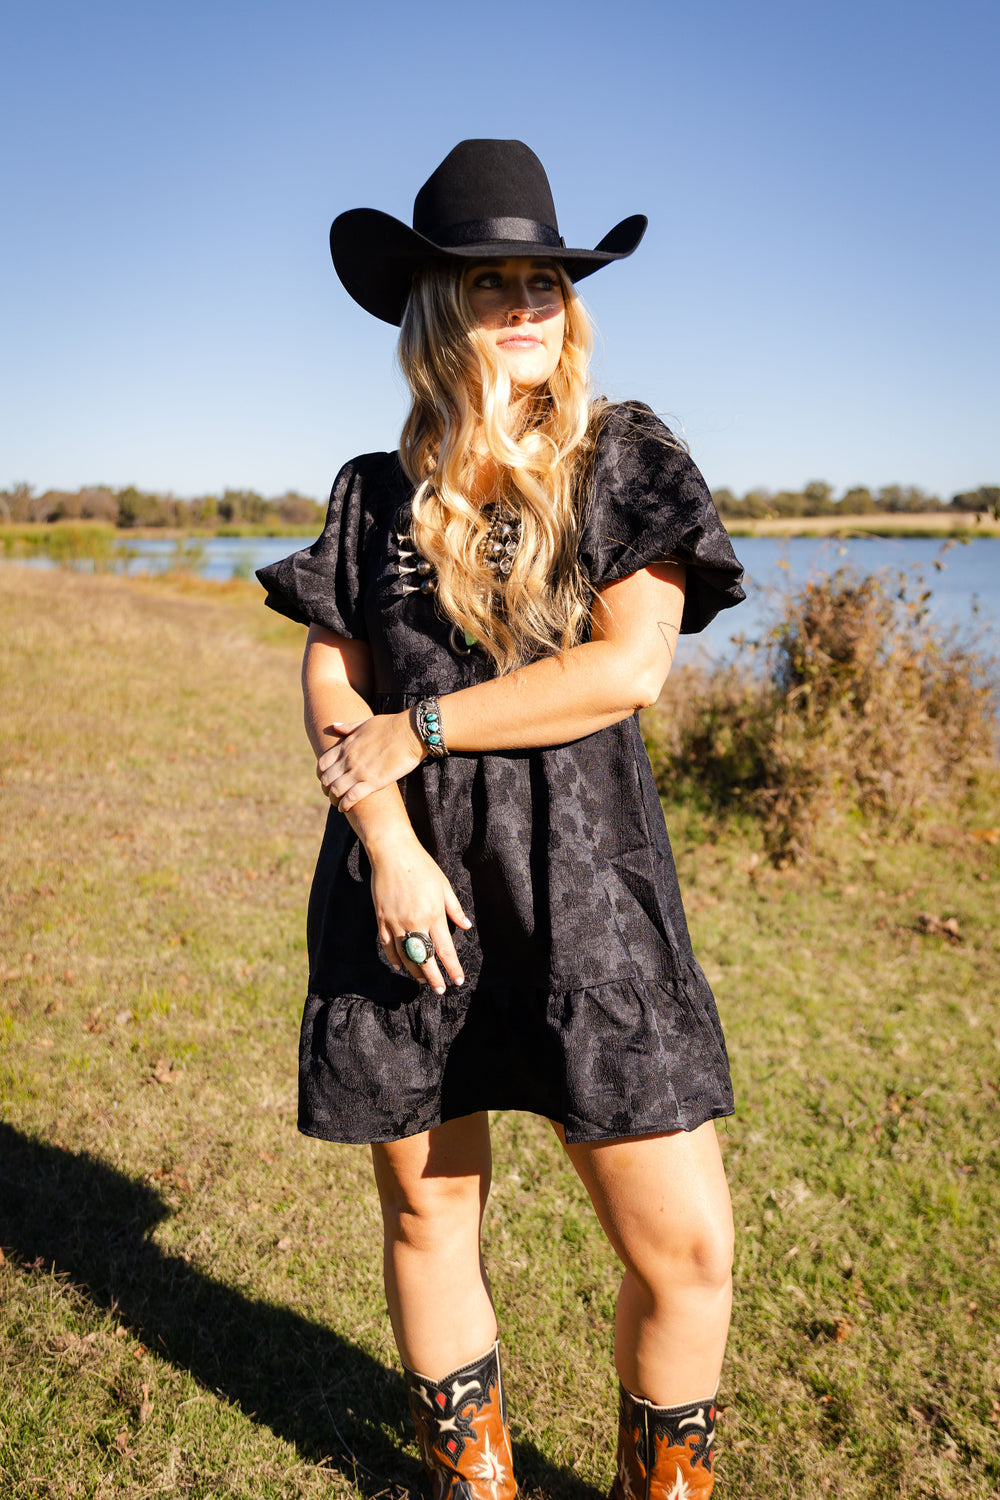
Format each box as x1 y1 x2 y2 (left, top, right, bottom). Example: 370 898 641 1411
657 621 678 665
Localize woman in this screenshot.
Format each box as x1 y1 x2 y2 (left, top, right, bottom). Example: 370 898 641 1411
258 139 745 1500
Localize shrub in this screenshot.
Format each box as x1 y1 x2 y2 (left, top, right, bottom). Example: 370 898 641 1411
644 568 998 863
276 492 324 527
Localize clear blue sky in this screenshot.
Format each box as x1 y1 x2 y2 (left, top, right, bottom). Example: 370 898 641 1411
2 0 997 501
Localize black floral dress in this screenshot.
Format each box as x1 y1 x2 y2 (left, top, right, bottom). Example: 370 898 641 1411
257 402 745 1145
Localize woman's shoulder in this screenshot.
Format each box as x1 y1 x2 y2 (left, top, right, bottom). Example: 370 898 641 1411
589 398 683 461
255 449 407 639
331 448 410 508
582 399 702 514
578 399 746 632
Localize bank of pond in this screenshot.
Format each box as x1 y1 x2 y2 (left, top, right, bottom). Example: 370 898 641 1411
4 526 997 659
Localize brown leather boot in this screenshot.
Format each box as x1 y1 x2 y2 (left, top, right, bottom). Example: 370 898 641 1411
403 1340 517 1500
610 1382 717 1500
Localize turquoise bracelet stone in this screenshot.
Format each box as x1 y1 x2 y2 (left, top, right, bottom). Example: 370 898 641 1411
416 697 448 758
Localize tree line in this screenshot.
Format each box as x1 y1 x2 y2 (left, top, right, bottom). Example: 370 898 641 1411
0 483 325 529
711 481 1000 521
2 478 998 529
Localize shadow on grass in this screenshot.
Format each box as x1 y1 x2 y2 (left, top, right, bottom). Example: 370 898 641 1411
0 1122 601 1500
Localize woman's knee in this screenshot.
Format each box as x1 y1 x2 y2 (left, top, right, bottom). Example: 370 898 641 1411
568 1123 734 1293
679 1211 734 1289
373 1142 489 1249
637 1212 734 1297
382 1168 483 1229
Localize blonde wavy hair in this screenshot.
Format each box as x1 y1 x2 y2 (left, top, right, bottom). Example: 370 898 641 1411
398 261 608 675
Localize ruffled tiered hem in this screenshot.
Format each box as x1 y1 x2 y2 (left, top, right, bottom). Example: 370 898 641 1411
298 967 734 1145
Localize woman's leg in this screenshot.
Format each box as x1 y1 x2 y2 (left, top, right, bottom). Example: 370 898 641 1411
560 1120 733 1405
371 1111 497 1379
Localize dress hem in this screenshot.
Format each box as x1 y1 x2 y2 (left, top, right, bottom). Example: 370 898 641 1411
297 1100 735 1148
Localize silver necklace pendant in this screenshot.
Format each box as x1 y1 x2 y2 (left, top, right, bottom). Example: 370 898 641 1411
480 508 521 579
398 507 520 656
397 532 437 596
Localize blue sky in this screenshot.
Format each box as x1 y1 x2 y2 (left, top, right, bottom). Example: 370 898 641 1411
2 0 997 500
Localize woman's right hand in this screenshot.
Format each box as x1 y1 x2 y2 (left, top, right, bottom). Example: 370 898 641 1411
366 832 472 994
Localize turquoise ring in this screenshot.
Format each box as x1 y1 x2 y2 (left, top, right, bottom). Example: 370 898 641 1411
402 931 435 966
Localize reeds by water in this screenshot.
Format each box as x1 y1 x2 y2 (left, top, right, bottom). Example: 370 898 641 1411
645 567 998 862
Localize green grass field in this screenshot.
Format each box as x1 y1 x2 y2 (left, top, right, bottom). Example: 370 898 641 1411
2 567 998 1499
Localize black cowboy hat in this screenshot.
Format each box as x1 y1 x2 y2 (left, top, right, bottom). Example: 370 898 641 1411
330 139 647 326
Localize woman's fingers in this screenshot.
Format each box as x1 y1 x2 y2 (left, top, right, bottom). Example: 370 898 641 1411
417 957 448 994
429 923 464 989
317 758 345 792
443 882 472 930
369 847 471 993
320 766 370 811
315 725 364 785
317 714 425 811
378 921 403 973
380 914 467 993
394 928 463 993
316 728 357 777
392 938 445 992
320 766 379 812
337 781 372 815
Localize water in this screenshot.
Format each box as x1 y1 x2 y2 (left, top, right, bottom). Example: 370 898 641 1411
7 531 998 658
685 534 999 665
113 535 302 581
4 534 305 582
108 534 302 582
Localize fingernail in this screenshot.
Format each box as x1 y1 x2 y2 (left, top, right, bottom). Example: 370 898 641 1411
434 986 445 996
455 975 465 986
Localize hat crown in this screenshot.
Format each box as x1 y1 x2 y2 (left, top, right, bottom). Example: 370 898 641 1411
412 139 560 241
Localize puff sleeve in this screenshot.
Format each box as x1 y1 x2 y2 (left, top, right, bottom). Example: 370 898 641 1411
255 457 370 640
579 402 746 634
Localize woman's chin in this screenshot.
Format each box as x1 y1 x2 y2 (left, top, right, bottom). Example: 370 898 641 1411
496 353 558 391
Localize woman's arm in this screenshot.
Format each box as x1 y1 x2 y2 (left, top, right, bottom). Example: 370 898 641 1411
321 562 685 813
303 626 470 992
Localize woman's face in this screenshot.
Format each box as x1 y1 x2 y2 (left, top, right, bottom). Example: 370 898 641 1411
462 258 566 390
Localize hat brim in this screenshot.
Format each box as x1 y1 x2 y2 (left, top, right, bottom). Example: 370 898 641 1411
330 208 648 326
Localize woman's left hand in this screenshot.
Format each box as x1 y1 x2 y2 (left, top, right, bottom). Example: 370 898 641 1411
317 712 426 813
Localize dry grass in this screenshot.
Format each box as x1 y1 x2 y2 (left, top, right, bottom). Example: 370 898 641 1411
725 512 1000 538
645 567 998 863
2 567 999 1498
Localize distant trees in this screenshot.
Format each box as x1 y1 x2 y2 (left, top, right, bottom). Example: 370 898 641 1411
116 486 170 528
0 482 325 530
710 480 998 520
952 486 1000 519
276 492 325 526
841 487 875 514
4 477 997 530
217 489 269 525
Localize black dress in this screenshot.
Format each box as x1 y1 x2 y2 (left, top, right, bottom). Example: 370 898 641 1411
257 402 746 1145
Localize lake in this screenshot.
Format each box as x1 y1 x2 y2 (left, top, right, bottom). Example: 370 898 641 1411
693 534 999 664
8 532 998 662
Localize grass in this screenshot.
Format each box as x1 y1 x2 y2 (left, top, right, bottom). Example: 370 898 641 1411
723 512 1000 539
2 567 999 1499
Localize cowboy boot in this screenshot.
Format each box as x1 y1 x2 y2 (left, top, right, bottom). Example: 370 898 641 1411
610 1382 717 1500
403 1339 517 1500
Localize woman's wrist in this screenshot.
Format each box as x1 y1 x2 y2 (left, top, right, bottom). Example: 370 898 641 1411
404 705 435 760
349 793 421 862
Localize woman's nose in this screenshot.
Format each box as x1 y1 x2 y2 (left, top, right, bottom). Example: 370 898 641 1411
504 300 534 325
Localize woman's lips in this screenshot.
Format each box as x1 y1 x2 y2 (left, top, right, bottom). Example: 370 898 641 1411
497 335 541 349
